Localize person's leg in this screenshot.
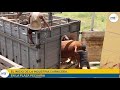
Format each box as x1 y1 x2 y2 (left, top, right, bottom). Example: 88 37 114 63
86 62 90 69
28 29 34 44
80 66 82 69
80 62 84 69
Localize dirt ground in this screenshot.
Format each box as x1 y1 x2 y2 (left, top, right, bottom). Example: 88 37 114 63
60 61 100 69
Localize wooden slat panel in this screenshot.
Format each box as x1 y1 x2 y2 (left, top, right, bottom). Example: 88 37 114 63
29 49 37 68
45 38 60 68
21 45 29 68
6 38 13 61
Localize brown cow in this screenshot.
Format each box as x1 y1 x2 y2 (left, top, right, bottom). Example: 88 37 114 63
61 40 84 68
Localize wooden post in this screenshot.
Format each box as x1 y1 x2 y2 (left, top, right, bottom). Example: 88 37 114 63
48 12 53 26
36 31 41 68
91 12 95 31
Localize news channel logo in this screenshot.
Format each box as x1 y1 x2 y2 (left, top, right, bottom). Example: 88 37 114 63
0 69 9 78
109 13 119 22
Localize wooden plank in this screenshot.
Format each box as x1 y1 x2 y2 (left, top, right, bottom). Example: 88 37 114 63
11 23 19 38
13 41 19 63
0 36 1 54
0 55 24 68
0 55 14 67
17 43 21 65
6 38 13 60
21 45 29 68
0 31 37 50
39 45 45 68
70 21 80 32
0 19 4 32
19 26 28 43
0 36 7 57
45 39 60 68
4 21 11 35
29 49 37 68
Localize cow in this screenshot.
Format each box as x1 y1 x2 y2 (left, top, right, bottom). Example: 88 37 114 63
61 40 85 68
61 35 73 64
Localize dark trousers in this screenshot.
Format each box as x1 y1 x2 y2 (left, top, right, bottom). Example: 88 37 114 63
80 61 90 69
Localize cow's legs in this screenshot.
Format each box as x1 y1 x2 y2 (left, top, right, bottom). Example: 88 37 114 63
61 58 68 64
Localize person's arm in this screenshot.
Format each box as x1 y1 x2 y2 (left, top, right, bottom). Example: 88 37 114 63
74 46 83 53
40 15 51 30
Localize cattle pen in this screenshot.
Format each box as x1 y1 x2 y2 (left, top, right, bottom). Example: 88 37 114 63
0 12 80 69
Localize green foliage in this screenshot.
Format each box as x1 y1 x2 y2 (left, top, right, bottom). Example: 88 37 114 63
55 12 108 31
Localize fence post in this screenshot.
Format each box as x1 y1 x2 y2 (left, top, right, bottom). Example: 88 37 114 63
91 12 95 31
48 12 53 26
